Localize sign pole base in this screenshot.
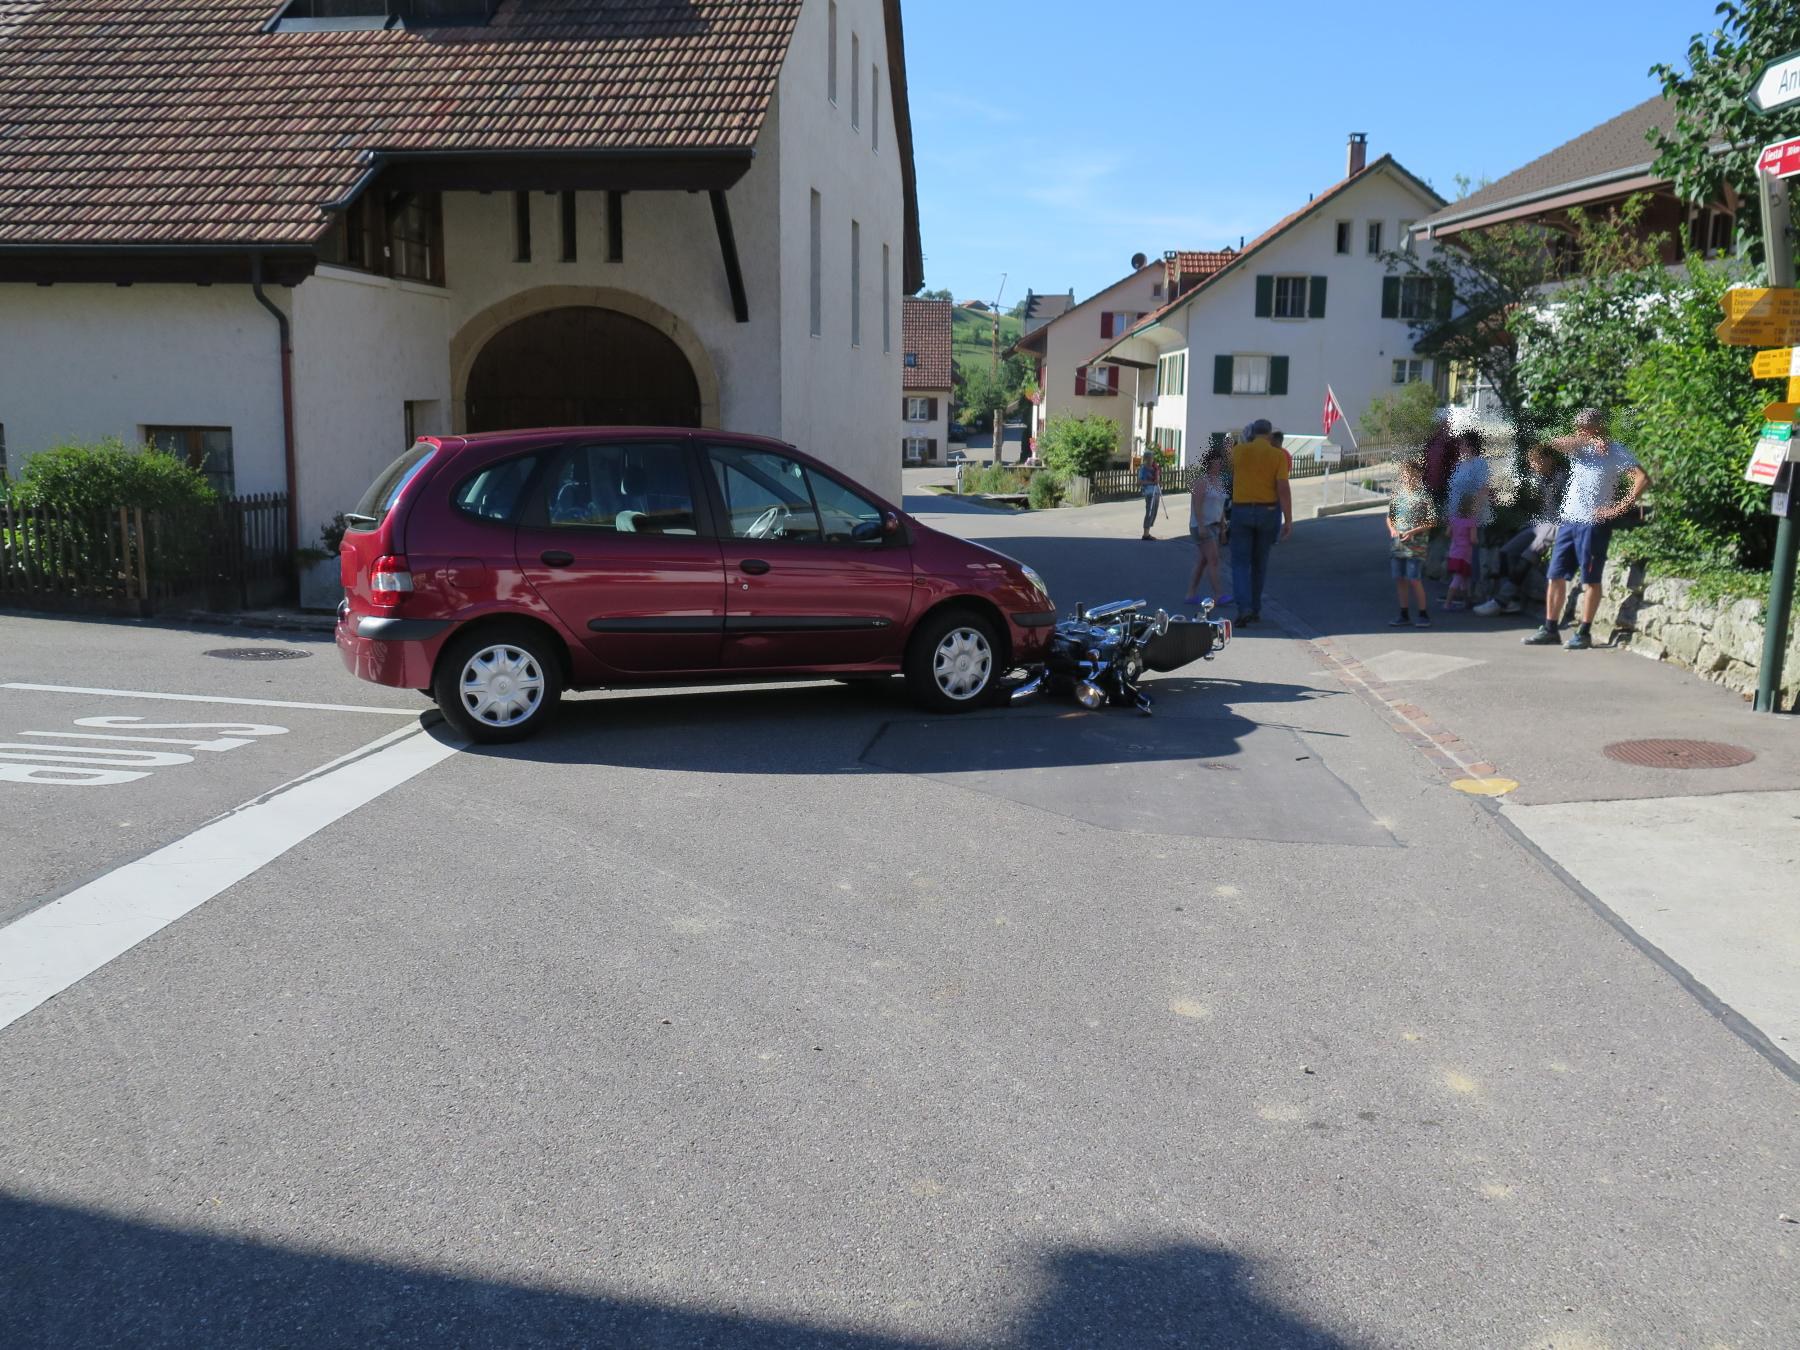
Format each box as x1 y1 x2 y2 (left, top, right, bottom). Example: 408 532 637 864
1756 509 1796 713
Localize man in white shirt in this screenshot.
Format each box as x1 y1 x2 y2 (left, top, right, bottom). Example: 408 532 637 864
1521 408 1649 651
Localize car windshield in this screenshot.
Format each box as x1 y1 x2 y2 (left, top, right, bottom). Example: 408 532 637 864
349 442 437 529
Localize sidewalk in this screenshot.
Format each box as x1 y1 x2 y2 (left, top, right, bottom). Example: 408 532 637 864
1267 506 1800 1077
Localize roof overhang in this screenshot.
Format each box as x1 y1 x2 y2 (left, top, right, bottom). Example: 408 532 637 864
328 147 757 205
0 246 316 286
1418 167 1667 239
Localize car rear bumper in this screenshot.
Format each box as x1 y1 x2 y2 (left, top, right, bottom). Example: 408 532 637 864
336 604 452 689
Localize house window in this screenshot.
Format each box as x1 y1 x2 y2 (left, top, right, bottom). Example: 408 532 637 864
1367 221 1384 255
871 65 881 150
851 33 861 128
316 196 382 272
606 191 624 263
1076 366 1117 396
1335 221 1352 255
904 436 931 464
146 426 234 496
513 191 532 262
383 192 442 283
269 0 499 31
906 397 931 422
827 1 838 103
1232 355 1271 396
882 243 891 352
1157 354 1187 397
560 191 578 262
850 219 862 348
1152 280 1164 298
809 190 823 337
1392 359 1426 384
1399 220 1416 256
1272 276 1310 319
1398 276 1435 320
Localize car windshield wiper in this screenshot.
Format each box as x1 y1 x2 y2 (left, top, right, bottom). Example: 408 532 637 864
342 512 379 528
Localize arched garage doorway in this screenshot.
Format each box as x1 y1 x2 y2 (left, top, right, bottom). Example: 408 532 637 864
464 306 703 432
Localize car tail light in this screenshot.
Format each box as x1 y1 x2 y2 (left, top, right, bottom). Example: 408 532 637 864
370 555 414 609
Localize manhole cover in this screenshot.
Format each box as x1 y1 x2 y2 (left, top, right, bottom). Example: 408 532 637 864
1602 739 1755 769
203 647 311 662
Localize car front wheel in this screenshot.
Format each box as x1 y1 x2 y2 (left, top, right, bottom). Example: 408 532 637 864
904 609 999 713
433 626 563 744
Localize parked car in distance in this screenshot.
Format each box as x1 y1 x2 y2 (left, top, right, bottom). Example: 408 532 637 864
948 422 969 442
337 429 1057 742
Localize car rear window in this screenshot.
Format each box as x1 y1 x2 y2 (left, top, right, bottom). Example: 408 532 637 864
349 441 438 529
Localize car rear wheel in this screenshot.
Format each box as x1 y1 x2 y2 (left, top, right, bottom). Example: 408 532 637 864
433 626 563 744
904 609 999 713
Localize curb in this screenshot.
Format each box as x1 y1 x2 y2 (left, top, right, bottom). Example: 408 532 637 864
1312 499 1388 519
178 609 337 635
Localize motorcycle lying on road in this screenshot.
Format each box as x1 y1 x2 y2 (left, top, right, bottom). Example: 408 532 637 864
1012 599 1231 714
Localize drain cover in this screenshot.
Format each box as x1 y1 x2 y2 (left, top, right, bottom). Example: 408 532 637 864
1602 739 1755 769
204 647 311 662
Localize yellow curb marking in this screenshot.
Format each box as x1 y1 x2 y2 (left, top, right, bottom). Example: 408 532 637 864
1452 777 1519 797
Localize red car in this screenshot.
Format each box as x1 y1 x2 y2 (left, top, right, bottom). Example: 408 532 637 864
336 429 1057 742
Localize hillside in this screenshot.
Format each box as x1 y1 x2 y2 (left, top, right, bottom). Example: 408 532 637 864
950 305 1023 386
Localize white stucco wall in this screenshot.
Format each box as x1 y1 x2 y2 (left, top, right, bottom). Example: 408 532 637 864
1035 263 1165 462
0 285 285 493
776 0 907 503
288 268 453 540
1150 168 1442 464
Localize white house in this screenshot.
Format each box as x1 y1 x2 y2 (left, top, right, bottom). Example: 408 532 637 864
0 0 923 551
1090 137 1446 464
899 296 953 464
1014 251 1232 461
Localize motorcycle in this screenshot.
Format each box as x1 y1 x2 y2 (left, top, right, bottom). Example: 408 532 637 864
1011 599 1231 714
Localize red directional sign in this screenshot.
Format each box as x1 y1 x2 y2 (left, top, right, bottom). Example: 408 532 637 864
1759 136 1800 179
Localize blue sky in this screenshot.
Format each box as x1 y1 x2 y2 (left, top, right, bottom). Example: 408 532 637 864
904 0 1716 304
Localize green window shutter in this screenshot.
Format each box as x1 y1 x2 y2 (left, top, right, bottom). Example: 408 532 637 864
1308 276 1327 318
1269 355 1290 397
1213 354 1233 395
1435 278 1454 321
1381 277 1401 319
1254 275 1273 318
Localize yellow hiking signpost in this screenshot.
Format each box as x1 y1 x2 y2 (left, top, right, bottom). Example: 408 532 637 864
1749 347 1800 378
1715 287 1800 347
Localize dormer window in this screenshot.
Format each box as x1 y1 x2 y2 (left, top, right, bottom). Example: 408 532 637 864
268 0 498 32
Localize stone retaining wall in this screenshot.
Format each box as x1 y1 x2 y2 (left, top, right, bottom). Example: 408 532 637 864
1593 561 1800 711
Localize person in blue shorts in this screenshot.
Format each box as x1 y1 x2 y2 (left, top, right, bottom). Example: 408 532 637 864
1522 408 1649 651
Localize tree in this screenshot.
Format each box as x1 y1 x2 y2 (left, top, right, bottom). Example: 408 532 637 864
1359 381 1440 449
956 364 1012 430
920 287 955 302
1650 1 1800 263
1037 414 1119 479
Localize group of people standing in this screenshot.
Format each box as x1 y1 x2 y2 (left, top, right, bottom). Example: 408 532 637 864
1387 408 1649 649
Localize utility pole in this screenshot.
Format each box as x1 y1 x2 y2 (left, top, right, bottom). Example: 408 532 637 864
990 274 1007 460
1756 165 1796 713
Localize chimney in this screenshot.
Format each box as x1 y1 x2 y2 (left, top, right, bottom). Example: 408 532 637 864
1347 132 1368 177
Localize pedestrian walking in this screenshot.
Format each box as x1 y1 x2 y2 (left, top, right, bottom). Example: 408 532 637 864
1139 453 1163 541
1442 493 1479 610
1388 459 1435 627
1184 445 1231 608
1521 408 1649 651
1227 418 1292 626
1474 446 1566 617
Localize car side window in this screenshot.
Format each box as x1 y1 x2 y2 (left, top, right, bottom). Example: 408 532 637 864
805 470 886 544
709 448 823 543
543 443 698 535
452 454 539 523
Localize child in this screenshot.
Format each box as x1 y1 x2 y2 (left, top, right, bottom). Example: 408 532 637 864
1443 491 1479 610
1388 461 1434 627
1183 446 1231 607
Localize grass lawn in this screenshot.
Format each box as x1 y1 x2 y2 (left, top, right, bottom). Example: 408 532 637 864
951 305 1023 385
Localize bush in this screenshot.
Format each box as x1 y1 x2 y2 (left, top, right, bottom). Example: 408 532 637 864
1026 471 1065 510
1359 381 1439 450
959 462 1025 495
1038 414 1119 479
9 438 216 513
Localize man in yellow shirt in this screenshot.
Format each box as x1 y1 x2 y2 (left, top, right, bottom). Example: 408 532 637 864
1228 418 1293 626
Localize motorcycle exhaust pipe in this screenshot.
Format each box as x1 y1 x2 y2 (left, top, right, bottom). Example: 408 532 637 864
1075 680 1106 710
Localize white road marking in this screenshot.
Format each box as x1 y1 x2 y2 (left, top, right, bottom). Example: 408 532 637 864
1359 650 1486 684
0 722 462 1033
1 683 422 716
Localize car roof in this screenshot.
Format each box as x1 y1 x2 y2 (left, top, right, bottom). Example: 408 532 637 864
429 427 787 455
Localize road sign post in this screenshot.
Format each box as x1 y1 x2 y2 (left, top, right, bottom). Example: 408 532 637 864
1747 50 1800 116
1756 165 1797 712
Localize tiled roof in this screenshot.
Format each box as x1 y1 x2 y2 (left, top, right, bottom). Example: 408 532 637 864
1419 95 1677 233
1022 290 1074 322
1165 250 1233 293
901 296 953 389
0 0 802 246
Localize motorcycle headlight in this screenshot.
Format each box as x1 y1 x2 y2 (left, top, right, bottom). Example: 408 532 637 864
1019 565 1049 599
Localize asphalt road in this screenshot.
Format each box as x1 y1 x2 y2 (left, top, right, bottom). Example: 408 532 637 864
1 501 1797 1349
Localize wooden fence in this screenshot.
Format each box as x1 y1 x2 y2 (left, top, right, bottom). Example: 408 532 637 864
0 494 291 616
1088 447 1403 502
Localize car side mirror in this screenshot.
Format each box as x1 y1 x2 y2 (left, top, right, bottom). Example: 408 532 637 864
851 520 883 543
881 510 901 537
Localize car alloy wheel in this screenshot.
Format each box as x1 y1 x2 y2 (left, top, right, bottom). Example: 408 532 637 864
459 642 546 728
932 626 993 702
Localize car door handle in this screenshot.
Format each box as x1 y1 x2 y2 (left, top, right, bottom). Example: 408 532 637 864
739 559 771 576
540 550 575 567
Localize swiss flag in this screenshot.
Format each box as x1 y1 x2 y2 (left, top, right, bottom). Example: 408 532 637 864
1322 385 1343 436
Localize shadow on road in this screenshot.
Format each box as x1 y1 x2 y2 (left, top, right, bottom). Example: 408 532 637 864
0 1192 1355 1349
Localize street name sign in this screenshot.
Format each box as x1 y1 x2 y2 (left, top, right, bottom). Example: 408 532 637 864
1747 422 1793 486
1748 50 1800 115
1757 135 1800 179
1717 287 1800 345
